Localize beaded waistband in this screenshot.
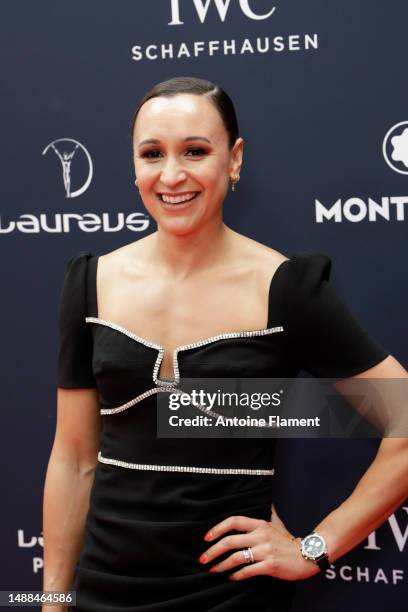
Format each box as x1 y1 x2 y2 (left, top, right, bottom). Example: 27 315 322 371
97 451 274 476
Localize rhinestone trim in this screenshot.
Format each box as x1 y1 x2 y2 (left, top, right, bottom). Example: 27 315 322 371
173 326 284 385
85 316 284 386
85 316 167 387
100 386 183 415
97 451 275 476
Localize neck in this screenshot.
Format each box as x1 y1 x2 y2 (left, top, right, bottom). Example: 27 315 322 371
148 219 235 279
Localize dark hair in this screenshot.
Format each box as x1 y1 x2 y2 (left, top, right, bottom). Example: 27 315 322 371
130 76 239 150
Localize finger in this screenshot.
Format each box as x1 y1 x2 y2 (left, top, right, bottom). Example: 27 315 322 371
204 515 266 541
228 559 277 581
200 533 257 565
208 545 264 574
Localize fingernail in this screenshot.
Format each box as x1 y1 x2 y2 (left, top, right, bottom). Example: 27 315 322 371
204 531 213 541
209 566 218 573
199 553 207 563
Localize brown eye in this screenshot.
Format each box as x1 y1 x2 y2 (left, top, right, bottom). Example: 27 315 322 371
186 148 207 157
141 149 162 159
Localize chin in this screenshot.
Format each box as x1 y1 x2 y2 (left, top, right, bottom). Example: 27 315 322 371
157 218 201 236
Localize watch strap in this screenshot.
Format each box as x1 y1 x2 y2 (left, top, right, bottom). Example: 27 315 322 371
316 553 331 572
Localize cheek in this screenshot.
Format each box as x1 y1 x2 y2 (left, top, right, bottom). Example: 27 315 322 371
136 166 159 190
199 160 228 186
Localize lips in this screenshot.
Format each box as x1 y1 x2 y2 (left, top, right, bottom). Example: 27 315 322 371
159 192 200 205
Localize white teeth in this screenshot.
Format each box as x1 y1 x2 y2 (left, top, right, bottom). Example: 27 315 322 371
161 192 198 204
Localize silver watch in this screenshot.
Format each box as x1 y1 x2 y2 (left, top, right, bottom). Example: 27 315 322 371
299 532 330 571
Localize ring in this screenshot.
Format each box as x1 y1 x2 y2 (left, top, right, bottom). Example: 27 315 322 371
242 547 255 564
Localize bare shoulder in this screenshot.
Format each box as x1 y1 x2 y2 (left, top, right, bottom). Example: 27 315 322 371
230 230 290 272
97 234 154 280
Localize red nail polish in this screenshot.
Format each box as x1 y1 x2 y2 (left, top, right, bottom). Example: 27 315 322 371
209 566 218 573
199 553 207 563
204 531 213 541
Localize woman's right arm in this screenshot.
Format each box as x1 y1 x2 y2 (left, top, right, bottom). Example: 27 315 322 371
42 387 101 612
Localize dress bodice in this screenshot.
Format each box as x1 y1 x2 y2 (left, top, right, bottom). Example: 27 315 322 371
56 249 388 473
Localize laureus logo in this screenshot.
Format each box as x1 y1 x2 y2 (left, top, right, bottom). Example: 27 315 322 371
42 138 93 198
383 121 408 175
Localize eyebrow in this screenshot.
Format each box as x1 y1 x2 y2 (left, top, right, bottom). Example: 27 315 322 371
137 136 211 147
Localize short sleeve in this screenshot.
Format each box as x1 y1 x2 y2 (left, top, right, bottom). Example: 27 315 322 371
56 251 97 388
284 252 389 379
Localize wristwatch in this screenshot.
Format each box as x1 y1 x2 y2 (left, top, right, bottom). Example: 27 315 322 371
299 532 330 571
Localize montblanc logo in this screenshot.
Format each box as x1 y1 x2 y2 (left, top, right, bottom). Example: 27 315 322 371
42 138 93 198
168 0 277 25
315 123 408 223
383 121 408 175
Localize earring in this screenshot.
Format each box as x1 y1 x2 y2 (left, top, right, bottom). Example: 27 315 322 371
135 179 140 193
231 175 240 192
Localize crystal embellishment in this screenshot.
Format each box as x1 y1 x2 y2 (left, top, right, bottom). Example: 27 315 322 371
100 386 183 415
172 326 284 385
97 451 275 476
85 316 167 385
85 316 284 386
85 317 284 415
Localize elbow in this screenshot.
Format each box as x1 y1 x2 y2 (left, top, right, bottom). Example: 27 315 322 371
77 456 99 478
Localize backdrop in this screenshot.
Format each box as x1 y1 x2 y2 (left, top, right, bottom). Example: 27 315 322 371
1 1 407 610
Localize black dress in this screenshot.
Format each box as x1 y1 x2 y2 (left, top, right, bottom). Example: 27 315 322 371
56 250 388 612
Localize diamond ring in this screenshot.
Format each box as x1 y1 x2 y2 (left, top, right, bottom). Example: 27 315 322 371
242 547 255 564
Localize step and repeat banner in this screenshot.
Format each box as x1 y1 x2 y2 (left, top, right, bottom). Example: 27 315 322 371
1 1 407 610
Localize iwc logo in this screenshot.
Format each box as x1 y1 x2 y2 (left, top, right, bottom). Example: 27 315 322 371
131 0 318 62
382 121 408 175
42 138 93 198
168 0 277 24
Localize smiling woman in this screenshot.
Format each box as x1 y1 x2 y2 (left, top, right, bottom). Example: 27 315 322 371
42 76 408 612
131 79 242 235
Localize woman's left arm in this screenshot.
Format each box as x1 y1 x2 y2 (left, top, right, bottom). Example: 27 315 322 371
199 355 408 581
307 354 408 566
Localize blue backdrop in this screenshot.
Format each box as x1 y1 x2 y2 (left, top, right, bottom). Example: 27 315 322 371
1 1 407 610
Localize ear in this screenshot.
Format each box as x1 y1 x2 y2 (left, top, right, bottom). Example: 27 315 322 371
229 137 244 178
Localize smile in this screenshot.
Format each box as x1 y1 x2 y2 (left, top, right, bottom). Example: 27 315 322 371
159 192 200 205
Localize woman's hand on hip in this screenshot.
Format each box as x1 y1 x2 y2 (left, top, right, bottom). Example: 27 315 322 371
198 504 320 581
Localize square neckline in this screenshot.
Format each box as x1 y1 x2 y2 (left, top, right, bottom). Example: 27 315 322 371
85 253 291 382
87 252 292 342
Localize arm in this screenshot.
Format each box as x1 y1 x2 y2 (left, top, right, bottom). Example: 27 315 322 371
199 355 408 581
42 388 101 611
302 354 408 565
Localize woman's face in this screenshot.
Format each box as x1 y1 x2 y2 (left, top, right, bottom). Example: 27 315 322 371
133 93 243 235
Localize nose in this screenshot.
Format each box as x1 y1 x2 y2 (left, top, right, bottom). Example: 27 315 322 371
160 155 187 187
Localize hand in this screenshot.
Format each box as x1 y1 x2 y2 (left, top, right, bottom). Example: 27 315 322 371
199 504 320 581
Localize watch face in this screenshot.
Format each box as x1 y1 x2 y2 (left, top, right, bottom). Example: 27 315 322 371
301 534 326 559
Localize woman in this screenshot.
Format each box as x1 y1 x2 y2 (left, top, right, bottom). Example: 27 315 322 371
42 76 408 611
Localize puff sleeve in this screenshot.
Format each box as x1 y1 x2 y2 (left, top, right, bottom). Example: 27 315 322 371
56 251 97 388
283 252 389 379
